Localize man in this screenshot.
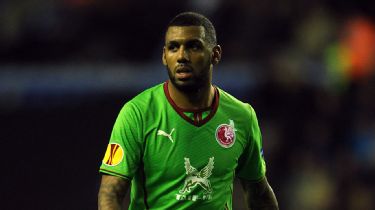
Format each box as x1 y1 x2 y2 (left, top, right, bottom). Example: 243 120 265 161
98 12 278 210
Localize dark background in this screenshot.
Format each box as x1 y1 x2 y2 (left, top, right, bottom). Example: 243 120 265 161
1 0 375 209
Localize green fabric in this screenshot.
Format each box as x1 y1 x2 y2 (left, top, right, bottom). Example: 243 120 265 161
183 110 211 122
99 82 266 210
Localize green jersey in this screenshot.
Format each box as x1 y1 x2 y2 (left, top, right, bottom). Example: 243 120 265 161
99 82 266 210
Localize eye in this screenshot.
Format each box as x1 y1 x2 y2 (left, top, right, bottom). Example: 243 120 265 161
188 42 203 51
167 43 179 52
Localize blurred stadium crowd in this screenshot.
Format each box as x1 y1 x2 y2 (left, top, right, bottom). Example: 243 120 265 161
1 0 375 209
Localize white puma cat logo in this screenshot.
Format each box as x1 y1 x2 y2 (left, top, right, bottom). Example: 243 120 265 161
157 128 175 143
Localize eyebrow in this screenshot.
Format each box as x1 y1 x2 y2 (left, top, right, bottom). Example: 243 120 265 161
166 38 203 45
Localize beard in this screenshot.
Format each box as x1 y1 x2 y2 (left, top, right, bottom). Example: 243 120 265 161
166 64 211 93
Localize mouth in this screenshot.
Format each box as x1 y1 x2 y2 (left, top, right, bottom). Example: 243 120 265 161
175 65 193 80
176 64 192 72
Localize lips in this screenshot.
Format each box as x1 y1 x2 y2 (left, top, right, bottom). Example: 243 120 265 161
176 65 192 73
175 65 193 80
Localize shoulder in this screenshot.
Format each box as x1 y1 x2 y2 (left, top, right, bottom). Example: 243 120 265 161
125 83 164 107
119 83 165 115
217 87 256 117
131 83 164 104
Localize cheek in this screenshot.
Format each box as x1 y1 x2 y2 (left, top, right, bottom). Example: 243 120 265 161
195 55 211 68
165 54 177 65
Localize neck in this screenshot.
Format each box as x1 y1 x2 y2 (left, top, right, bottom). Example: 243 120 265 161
167 81 215 110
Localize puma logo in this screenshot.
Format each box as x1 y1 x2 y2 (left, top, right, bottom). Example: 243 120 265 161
157 128 175 143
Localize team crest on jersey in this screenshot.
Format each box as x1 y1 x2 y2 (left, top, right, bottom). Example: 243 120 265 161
215 120 236 148
176 157 214 201
103 143 124 166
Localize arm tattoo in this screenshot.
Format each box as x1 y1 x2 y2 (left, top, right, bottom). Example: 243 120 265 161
240 177 279 210
98 175 130 210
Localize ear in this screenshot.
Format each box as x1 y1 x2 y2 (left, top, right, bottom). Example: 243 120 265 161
162 47 167 66
211 45 222 65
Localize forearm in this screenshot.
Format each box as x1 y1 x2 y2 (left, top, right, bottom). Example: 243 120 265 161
98 189 122 210
98 175 129 210
240 177 279 210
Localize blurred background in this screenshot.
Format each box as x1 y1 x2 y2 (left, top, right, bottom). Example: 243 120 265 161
1 0 375 209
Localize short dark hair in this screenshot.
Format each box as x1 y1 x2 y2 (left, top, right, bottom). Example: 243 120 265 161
166 12 217 47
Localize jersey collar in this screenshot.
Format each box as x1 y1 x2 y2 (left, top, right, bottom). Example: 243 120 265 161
163 81 219 127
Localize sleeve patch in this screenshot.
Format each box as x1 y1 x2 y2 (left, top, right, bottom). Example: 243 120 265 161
102 143 124 166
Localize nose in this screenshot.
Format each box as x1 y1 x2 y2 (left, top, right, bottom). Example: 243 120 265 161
177 47 189 63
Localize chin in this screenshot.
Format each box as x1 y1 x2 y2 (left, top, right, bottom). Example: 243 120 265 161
171 79 201 92
167 67 206 92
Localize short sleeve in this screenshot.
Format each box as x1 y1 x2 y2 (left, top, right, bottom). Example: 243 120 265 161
236 105 266 181
99 102 143 180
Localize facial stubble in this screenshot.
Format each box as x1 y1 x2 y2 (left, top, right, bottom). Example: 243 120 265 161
166 64 211 93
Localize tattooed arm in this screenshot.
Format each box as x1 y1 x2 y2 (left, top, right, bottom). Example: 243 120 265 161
98 174 130 210
240 176 279 210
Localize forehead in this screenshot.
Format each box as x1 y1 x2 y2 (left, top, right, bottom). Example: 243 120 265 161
165 26 206 43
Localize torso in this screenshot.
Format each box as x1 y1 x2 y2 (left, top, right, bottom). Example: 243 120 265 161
129 83 253 209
